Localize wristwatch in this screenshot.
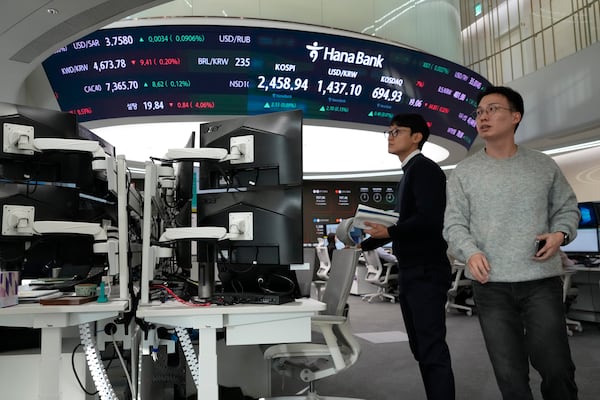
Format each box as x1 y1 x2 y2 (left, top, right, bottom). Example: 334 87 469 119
559 231 569 246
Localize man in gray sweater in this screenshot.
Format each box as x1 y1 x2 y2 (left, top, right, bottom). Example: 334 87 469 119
443 86 580 400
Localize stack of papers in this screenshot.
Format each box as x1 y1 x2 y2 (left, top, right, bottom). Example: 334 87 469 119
18 288 62 303
353 204 399 229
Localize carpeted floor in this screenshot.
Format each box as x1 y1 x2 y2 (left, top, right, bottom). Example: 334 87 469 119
269 294 600 400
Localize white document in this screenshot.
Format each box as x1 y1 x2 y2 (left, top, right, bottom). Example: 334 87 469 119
18 287 61 302
353 204 399 229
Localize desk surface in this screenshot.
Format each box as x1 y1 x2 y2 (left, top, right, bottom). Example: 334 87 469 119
136 297 324 400
0 300 128 316
137 297 324 318
0 300 129 329
570 265 600 272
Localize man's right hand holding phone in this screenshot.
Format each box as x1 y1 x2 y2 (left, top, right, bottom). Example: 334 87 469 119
533 232 566 260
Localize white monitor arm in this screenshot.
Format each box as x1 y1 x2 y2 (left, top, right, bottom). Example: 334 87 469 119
2 205 117 259
4 126 105 168
158 211 253 245
32 138 108 171
163 134 254 164
158 227 228 243
3 124 117 194
163 148 228 161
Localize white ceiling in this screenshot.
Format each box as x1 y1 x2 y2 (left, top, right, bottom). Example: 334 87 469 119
0 1 598 200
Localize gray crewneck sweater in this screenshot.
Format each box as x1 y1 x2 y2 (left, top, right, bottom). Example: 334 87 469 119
443 146 580 282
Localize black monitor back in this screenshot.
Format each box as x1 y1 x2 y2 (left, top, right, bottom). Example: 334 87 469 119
0 103 105 195
199 110 302 189
173 131 196 271
196 186 303 266
0 185 104 276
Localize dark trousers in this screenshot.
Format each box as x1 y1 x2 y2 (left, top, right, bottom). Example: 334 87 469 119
472 277 578 400
398 263 455 400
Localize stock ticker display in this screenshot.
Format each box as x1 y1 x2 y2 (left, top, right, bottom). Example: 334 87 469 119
42 24 491 150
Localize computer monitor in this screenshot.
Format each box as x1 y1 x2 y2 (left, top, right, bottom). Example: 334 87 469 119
197 186 302 265
78 125 115 158
173 131 196 271
0 103 117 284
0 103 108 196
0 184 109 278
325 223 339 235
195 110 303 298
577 202 598 228
196 186 303 297
561 228 600 254
560 202 600 256
199 109 302 189
0 102 78 144
594 202 600 225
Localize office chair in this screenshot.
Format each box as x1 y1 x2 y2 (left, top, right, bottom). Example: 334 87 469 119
562 267 583 335
262 248 364 400
445 261 473 316
360 250 398 303
334 218 356 248
296 247 317 297
299 247 324 299
315 246 332 280
312 246 332 300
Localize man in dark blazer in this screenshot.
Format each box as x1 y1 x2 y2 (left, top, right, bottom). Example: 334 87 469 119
360 113 455 400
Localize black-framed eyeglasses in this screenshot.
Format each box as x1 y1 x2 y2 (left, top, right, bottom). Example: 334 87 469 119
471 104 514 119
383 128 410 138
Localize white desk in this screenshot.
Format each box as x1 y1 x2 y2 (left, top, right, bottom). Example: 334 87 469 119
0 300 128 400
567 265 600 323
136 297 325 400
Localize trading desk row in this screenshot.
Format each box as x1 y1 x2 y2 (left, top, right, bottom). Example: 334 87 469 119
0 294 323 400
1 105 325 399
566 256 600 324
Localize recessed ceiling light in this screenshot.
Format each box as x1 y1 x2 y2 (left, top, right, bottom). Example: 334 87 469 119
47 8 59 15
542 140 600 155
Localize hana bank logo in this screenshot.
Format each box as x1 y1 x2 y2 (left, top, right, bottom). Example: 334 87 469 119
305 41 384 68
306 42 325 62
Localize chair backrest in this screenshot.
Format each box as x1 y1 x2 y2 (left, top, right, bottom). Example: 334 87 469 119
295 247 317 297
362 250 383 282
321 248 360 316
335 217 356 247
315 246 331 280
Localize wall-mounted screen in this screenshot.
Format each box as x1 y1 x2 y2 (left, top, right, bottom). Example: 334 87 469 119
42 20 491 150
303 179 397 244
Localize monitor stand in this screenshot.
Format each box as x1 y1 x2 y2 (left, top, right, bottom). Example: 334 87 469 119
194 242 217 302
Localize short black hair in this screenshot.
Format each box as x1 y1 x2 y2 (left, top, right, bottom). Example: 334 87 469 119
390 113 430 149
477 86 524 131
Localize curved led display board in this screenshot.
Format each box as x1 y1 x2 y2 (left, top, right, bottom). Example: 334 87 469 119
42 18 491 150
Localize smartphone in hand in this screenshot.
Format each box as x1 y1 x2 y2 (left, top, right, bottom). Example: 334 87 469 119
534 239 546 255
